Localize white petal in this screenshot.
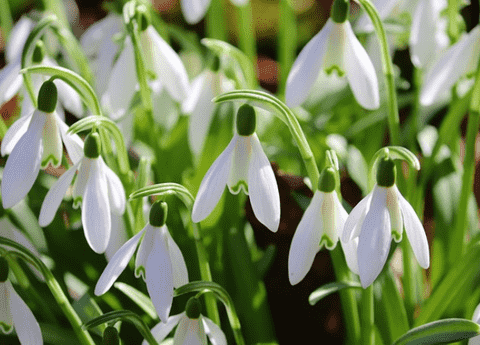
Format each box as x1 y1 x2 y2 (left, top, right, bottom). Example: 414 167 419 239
1 111 45 209
334 194 360 275
409 0 439 69
420 26 480 106
9 282 43 344
81 14 121 56
39 163 79 227
143 313 183 345
1 112 32 156
203 316 227 345
0 282 13 334
102 159 126 215
288 191 324 285
105 213 129 262
0 61 22 105
20 92 36 119
357 186 391 288
151 83 179 131
145 227 173 323
286 19 333 107
165 229 189 288
180 0 212 25
56 115 84 165
41 112 63 168
73 158 91 208
102 38 137 120
135 224 156 280
82 158 111 254
396 186 430 269
145 27 190 102
6 16 34 63
191 136 236 223
344 22 380 110
54 79 84 117
342 191 373 242
94 227 145 295
174 317 206 345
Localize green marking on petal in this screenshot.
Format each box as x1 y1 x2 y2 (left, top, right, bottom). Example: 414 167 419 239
73 196 82 209
320 234 336 250
135 266 146 280
325 65 345 77
229 180 248 195
392 230 402 243
41 155 60 169
0 322 13 334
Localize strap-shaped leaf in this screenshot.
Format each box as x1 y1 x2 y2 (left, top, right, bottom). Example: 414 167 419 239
114 282 157 319
309 281 362 306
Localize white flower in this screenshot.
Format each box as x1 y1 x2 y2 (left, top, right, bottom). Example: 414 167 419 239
38 132 125 254
143 312 226 345
286 18 379 110
102 25 190 120
288 189 359 285
420 25 480 106
0 280 43 344
342 184 429 288
94 202 188 323
180 0 249 25
192 131 280 232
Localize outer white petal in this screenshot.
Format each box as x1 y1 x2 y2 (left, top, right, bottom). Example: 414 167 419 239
203 316 227 345
191 136 236 223
145 227 173 323
6 16 34 63
9 282 43 344
420 26 480 106
151 82 179 131
142 313 184 345
82 158 111 254
396 186 430 269
56 114 84 165
334 194 360 275
73 158 91 208
342 191 373 242
165 229 189 288
39 163 79 227
1 112 32 156
0 282 13 334
81 14 121 56
2 111 45 209
105 213 129 262
135 224 156 280
409 0 438 68
357 186 391 288
102 38 137 120
54 78 84 117
145 27 190 102
94 227 145 295
174 317 206 345
344 22 380 110
247 134 280 232
180 0 212 25
286 19 334 107
288 191 324 285
0 61 22 105
101 159 126 215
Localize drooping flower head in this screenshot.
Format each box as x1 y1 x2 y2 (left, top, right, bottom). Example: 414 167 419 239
342 151 429 288
95 201 188 323
180 0 249 25
286 0 380 110
192 104 281 232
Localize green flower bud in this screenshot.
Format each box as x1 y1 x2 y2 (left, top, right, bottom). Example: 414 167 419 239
32 41 45 64
37 80 58 113
0 257 9 283
331 0 350 23
318 167 336 193
102 326 119 345
136 5 150 31
185 297 202 319
84 132 102 159
376 157 396 187
236 104 256 136
149 201 168 227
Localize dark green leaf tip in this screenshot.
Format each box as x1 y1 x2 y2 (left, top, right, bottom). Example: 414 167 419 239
102 326 119 345
318 167 337 193
185 297 202 319
376 157 396 187
0 257 9 283
32 41 45 64
84 132 102 159
149 201 168 227
331 0 350 23
236 104 256 136
37 80 57 113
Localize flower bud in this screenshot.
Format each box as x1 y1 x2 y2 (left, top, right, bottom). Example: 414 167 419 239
376 157 396 187
185 297 202 319
102 326 119 345
236 104 256 136
37 80 58 113
331 0 349 23
84 132 102 159
0 257 9 283
136 5 150 31
318 167 336 193
149 201 168 227
32 41 45 64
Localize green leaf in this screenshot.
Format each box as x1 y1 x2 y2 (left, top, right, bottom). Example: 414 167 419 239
308 281 362 306
129 183 195 210
73 293 105 337
392 319 480 345
114 282 157 319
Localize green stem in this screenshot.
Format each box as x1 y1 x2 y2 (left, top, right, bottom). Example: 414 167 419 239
41 0 69 28
0 0 13 39
206 0 228 41
236 1 256 70
278 0 296 97
362 285 375 345
0 237 95 345
330 247 361 344
357 0 400 146
401 237 416 320
447 0 460 43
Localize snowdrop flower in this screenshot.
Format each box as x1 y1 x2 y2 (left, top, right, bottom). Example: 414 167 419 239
144 297 226 345
192 104 280 232
469 303 480 345
289 167 359 285
342 156 430 288
181 0 249 25
286 0 379 110
1 81 84 209
420 25 480 106
39 131 125 254
95 201 188 323
0 257 43 344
